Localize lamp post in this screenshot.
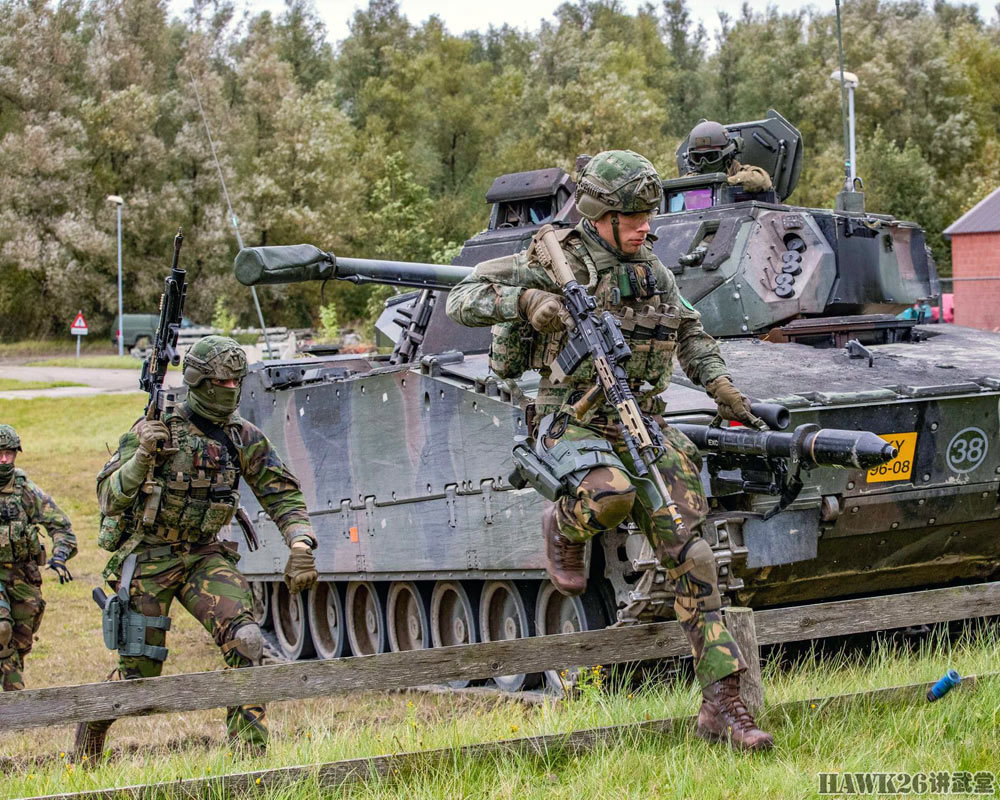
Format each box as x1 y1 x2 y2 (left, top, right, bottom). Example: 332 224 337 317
830 69 860 183
107 195 124 356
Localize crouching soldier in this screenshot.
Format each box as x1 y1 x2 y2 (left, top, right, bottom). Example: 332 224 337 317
74 336 318 760
0 424 77 691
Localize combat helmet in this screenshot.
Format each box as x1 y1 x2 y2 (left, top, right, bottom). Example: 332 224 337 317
685 120 738 172
575 150 663 221
0 424 21 452
182 335 248 422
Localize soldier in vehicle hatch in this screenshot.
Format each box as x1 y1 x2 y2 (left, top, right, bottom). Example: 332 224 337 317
683 119 773 193
446 150 774 751
74 336 318 760
0 424 76 691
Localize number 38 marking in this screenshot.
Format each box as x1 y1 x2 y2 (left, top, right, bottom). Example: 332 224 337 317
946 427 989 474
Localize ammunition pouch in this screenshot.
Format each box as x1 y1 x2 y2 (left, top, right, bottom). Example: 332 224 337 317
101 554 171 662
510 414 626 501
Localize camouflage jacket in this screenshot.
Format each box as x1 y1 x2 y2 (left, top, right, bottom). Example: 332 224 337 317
97 402 314 579
0 468 76 567
446 221 730 417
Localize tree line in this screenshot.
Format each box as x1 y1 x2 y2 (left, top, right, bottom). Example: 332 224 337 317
1 0 997 339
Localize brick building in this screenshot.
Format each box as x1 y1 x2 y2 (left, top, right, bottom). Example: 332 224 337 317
943 187 1000 331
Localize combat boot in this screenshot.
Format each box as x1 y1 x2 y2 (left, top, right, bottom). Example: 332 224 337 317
72 719 113 765
543 504 587 597
696 673 774 751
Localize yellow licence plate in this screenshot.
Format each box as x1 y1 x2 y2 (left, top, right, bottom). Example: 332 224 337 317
866 432 918 483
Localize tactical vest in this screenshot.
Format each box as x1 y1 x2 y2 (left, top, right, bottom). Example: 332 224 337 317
99 410 240 551
489 232 686 401
0 473 42 565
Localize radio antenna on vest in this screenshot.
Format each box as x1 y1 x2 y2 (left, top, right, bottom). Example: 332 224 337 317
190 75 275 359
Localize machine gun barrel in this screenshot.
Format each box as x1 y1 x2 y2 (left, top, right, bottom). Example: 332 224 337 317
234 244 471 290
672 423 898 470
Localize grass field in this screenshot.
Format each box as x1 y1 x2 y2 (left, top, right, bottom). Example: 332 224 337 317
27 355 142 369
0 394 997 799
0 339 112 360
0 379 85 391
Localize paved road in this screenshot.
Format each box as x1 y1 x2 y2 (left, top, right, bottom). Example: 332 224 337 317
0 365 184 399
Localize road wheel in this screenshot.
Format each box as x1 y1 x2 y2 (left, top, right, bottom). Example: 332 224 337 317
345 581 386 656
271 581 315 661
479 580 540 692
386 581 431 652
429 580 478 687
534 582 606 693
307 581 346 659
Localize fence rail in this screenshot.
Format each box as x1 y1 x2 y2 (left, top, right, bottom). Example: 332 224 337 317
17 672 998 800
0 581 997 733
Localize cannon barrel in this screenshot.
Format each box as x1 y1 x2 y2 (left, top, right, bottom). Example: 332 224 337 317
234 244 472 291
672 423 898 470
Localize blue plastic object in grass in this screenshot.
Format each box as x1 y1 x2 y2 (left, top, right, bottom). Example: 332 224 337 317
926 669 962 702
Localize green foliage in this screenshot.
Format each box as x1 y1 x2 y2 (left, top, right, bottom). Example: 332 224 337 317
211 296 237 337
0 0 998 340
317 301 340 343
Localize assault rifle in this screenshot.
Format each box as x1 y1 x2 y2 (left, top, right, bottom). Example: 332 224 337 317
137 230 187 525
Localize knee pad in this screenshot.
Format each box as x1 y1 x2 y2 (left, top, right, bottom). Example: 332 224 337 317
0 620 11 648
227 623 263 664
668 538 722 613
577 467 637 530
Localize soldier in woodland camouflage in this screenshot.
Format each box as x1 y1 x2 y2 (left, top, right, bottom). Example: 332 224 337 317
447 150 773 751
74 336 318 760
0 424 77 691
684 120 773 193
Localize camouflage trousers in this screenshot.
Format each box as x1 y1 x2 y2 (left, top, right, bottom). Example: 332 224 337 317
547 416 745 688
0 563 46 691
82 542 266 749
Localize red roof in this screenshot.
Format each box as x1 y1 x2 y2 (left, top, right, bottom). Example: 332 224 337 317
944 186 1000 236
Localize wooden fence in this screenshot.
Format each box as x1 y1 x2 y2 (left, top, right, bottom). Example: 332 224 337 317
1 580 997 733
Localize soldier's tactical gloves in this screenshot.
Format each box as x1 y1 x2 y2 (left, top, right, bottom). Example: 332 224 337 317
135 419 170 462
706 376 768 430
518 288 572 334
47 553 73 584
727 168 772 193
284 544 318 594
0 619 12 647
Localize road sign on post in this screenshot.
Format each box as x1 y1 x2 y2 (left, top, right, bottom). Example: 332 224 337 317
70 310 88 359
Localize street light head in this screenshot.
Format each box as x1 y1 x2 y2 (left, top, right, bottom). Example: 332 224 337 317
829 69 859 89
106 194 124 205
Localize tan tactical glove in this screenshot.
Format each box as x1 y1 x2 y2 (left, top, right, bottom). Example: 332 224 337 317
727 167 772 193
706 376 767 430
135 419 170 462
284 543 318 594
518 288 572 334
0 619 12 648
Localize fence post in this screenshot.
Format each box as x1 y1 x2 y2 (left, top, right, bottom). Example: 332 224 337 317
724 606 763 713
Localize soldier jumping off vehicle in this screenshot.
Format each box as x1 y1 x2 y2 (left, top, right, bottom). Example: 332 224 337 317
74 336 318 760
0 424 77 691
683 120 773 194
446 150 774 751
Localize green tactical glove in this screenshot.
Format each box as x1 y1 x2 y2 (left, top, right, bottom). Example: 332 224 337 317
135 419 170 462
518 288 572 334
284 544 317 594
47 552 73 584
0 619 11 648
706 376 767 430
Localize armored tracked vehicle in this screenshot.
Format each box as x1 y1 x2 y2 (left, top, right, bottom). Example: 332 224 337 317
231 111 1000 688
